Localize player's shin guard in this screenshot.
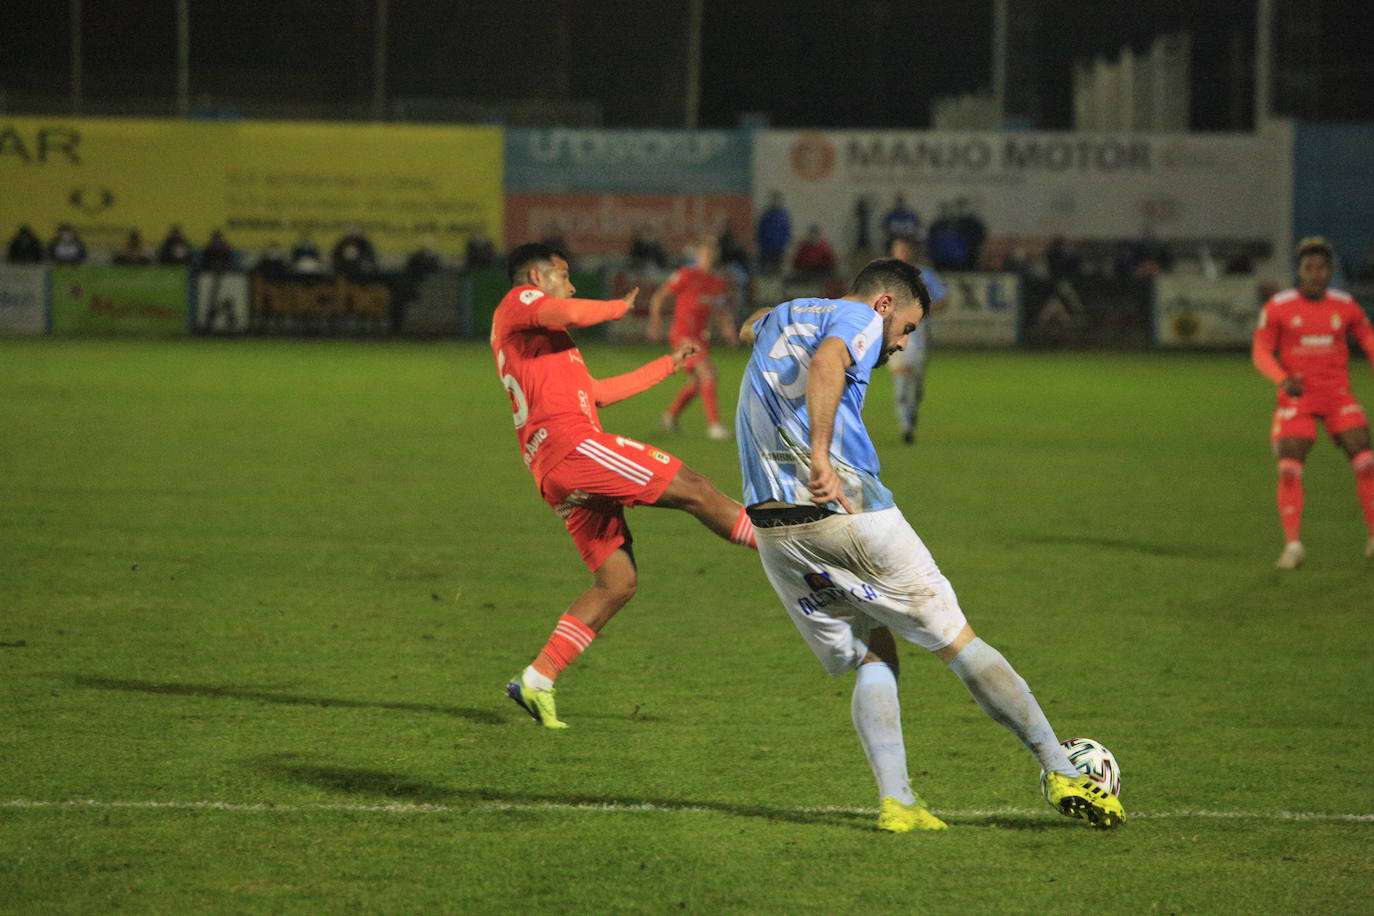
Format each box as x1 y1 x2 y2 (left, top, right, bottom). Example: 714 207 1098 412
1278 458 1305 542
948 639 1076 776
667 381 699 419
531 614 597 681
852 662 915 805
1351 450 1374 534
730 507 758 550
701 378 720 425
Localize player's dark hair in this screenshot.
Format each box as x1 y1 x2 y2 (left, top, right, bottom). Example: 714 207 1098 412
506 242 567 286
849 257 930 311
1296 235 1334 266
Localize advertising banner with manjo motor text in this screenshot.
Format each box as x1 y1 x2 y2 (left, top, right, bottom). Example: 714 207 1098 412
753 127 1293 258
0 117 503 259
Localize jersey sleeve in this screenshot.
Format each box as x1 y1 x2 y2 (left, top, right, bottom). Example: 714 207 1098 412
826 304 884 374
921 267 948 304
501 287 629 331
1348 299 1374 368
591 355 676 407
1251 303 1286 384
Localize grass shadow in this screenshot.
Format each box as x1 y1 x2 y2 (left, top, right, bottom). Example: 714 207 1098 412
1017 534 1245 559
247 754 870 830
63 674 504 725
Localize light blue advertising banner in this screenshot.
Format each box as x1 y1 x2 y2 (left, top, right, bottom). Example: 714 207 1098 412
505 128 751 193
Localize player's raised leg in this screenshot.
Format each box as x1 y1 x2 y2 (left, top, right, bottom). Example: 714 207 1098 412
508 548 638 729
936 624 1125 828
653 464 756 549
1273 436 1314 569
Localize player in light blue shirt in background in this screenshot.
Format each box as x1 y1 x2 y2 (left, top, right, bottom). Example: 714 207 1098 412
735 257 1125 833
885 233 948 445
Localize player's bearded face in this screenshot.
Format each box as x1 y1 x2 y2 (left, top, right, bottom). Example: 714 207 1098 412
1298 254 1332 299
875 301 924 368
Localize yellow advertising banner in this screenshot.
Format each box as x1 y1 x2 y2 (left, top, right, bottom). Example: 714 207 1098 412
0 117 503 258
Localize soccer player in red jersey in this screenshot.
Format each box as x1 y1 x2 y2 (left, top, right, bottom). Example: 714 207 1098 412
492 242 757 727
647 236 739 440
1252 236 1374 568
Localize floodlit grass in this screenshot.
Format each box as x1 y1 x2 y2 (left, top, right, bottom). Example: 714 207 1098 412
2 338 1371 914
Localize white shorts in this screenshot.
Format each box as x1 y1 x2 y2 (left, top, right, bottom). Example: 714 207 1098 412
753 507 968 676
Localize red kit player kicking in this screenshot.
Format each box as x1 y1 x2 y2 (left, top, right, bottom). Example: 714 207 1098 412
1251 236 1374 569
491 243 756 727
647 236 739 440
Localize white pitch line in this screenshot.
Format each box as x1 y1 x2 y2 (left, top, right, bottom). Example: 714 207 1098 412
3 799 1372 822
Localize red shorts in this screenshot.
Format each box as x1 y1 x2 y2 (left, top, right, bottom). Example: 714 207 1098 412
669 331 711 372
539 432 683 571
1270 386 1369 441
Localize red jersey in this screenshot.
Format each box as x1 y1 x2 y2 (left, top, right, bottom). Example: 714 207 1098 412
663 267 728 341
491 285 674 482
1252 287 1374 389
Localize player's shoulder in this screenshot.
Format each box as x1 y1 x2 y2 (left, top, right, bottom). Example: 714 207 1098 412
1267 288 1300 308
1328 288 1356 304
499 284 546 308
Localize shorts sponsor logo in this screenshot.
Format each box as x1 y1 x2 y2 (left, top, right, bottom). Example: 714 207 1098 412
1339 403 1364 415
648 449 671 464
519 289 544 305
1275 407 1298 420
796 571 878 615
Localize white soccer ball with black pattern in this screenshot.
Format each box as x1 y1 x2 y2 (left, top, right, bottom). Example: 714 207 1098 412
1048 737 1121 797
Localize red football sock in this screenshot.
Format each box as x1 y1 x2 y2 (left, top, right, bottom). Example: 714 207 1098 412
667 381 699 418
1351 450 1374 535
1277 458 1304 543
531 614 597 681
701 377 720 425
730 506 757 550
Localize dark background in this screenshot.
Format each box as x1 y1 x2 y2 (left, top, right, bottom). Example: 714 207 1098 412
1 0 1371 128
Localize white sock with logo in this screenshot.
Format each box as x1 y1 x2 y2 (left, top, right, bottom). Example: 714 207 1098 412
851 661 916 805
948 639 1076 776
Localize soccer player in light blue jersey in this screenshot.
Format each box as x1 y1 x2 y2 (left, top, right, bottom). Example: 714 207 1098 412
885 234 948 445
735 257 1125 832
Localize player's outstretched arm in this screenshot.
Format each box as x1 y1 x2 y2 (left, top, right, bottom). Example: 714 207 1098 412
738 306 772 346
534 288 640 330
806 336 855 514
590 343 693 407
646 285 669 342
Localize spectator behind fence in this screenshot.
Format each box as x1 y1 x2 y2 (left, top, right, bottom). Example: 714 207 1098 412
466 229 498 270
200 230 237 272
756 190 792 276
156 224 194 265
255 241 290 278
881 193 920 246
291 235 324 273
47 224 87 264
791 224 838 280
926 204 967 271
332 224 378 278
718 218 751 279
406 239 442 279
7 225 44 264
953 197 987 270
113 230 154 266
628 225 668 273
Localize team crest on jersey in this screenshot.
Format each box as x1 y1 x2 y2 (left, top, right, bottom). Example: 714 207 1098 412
519 289 544 305
853 333 868 356
1332 314 1342 330
1290 316 1303 328
648 449 670 464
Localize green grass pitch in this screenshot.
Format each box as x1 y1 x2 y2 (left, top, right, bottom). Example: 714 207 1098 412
2 337 1371 914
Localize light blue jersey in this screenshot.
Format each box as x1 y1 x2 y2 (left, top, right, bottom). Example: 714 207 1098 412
736 297 894 513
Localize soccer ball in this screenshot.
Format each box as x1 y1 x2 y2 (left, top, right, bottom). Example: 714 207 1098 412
1045 737 1121 797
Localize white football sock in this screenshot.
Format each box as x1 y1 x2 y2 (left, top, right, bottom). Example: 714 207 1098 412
948 639 1076 776
521 665 554 691
851 661 915 805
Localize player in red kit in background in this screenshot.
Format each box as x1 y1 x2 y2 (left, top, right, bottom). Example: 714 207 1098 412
1252 236 1374 569
491 243 757 727
647 236 739 440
